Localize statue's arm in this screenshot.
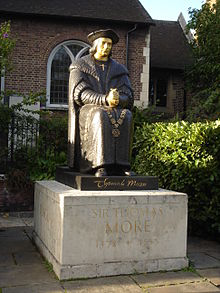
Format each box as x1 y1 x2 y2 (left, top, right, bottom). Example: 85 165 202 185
118 76 134 110
80 88 107 106
70 68 108 106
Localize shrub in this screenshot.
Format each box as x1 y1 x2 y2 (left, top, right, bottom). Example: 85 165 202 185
28 148 67 181
132 119 220 238
4 112 68 184
38 112 68 157
28 113 68 180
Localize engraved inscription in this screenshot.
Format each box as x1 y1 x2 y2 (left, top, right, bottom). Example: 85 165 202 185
91 207 163 220
105 220 150 234
96 238 152 249
91 206 163 249
94 178 147 189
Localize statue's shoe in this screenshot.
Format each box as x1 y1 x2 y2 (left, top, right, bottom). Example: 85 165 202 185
95 168 108 177
122 169 136 176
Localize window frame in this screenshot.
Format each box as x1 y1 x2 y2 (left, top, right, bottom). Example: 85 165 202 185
46 40 90 109
155 79 167 107
149 78 168 109
0 68 5 102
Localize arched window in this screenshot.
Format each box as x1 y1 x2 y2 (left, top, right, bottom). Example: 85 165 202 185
46 40 90 108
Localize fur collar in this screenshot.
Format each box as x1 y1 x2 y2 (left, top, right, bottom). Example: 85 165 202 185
69 55 129 81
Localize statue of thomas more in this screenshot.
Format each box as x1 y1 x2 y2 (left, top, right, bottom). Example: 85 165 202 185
68 29 134 177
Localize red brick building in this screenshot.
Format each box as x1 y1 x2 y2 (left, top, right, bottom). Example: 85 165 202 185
150 14 193 115
0 0 193 116
0 0 154 111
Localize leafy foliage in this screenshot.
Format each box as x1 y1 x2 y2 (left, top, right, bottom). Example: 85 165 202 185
186 0 220 120
7 113 68 183
0 21 15 75
27 116 68 181
132 119 220 237
0 20 67 199
0 91 45 172
132 106 167 128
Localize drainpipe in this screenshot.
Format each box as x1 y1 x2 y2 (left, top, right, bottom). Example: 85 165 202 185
126 24 138 69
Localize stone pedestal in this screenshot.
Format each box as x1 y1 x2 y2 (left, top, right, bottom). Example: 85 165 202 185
33 181 188 280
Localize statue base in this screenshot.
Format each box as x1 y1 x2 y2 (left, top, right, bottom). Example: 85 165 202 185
33 181 188 280
55 166 158 191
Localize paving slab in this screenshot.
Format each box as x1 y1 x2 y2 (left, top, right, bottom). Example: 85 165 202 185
13 250 43 265
5 212 34 218
21 217 34 227
0 227 35 253
23 226 34 239
0 237 36 253
197 268 220 286
131 271 202 288
188 237 220 253
206 251 220 261
62 276 143 293
147 281 220 292
2 283 64 293
0 218 220 293
0 263 57 287
0 253 14 266
188 252 220 269
0 216 26 227
0 227 27 239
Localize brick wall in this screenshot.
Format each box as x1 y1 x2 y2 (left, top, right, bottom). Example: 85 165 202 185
151 68 187 114
127 28 147 100
1 15 147 102
172 72 185 114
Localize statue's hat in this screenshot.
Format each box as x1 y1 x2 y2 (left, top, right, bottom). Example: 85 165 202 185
87 29 119 44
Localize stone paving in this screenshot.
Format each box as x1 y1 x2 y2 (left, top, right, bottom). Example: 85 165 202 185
0 213 220 293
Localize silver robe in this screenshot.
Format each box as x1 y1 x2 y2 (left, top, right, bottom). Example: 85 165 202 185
68 54 134 173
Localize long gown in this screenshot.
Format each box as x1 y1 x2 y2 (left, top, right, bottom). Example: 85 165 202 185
68 54 134 174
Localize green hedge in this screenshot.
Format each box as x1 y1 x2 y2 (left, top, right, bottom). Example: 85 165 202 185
132 119 220 238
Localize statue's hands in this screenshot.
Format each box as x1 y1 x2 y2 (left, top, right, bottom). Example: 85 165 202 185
107 88 119 107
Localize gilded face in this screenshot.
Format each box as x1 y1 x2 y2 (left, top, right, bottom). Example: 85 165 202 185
95 37 112 59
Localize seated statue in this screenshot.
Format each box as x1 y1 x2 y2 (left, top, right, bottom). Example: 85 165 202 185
68 29 134 177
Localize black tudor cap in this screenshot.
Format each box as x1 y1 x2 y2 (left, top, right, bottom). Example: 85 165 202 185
87 29 119 44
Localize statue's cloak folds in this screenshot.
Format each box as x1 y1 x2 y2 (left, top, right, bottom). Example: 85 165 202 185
68 55 134 171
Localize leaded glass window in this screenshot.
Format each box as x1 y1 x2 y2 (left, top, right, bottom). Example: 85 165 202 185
47 41 90 107
149 78 167 108
156 79 167 107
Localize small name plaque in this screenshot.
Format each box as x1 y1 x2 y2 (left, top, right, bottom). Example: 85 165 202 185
56 166 158 191
77 176 158 190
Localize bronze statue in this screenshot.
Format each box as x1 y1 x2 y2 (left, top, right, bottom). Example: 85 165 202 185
68 29 134 177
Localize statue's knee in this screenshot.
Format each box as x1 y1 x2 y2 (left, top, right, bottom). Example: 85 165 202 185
93 108 106 122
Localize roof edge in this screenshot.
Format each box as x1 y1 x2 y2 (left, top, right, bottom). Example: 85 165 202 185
0 10 155 25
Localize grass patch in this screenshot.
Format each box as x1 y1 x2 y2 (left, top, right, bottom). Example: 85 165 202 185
43 260 54 272
43 260 59 280
181 261 197 274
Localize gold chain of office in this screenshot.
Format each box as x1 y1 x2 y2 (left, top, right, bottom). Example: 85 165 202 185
105 109 127 137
